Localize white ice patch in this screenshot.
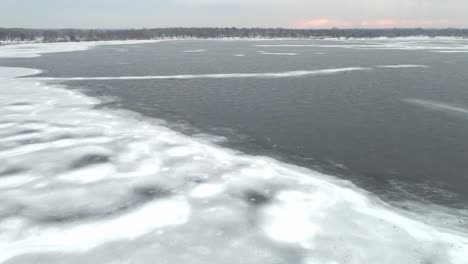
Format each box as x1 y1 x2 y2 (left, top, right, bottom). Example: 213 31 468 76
35 67 371 81
259 52 298 56
377 64 429 69
0 40 161 58
431 50 468 53
0 41 468 264
233 54 246 57
183 49 206 53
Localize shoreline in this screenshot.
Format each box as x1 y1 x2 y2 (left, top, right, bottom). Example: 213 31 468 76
1 35 468 47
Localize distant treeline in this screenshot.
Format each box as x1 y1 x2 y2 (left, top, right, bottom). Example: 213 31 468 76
1 28 468 43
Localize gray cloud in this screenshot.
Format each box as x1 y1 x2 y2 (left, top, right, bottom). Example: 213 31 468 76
1 0 467 28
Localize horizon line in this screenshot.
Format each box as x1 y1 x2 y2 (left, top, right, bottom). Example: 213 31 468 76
2 27 468 31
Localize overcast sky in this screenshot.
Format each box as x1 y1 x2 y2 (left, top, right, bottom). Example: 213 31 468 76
2 0 467 29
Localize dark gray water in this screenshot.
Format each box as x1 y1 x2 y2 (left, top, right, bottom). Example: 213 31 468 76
2 39 468 209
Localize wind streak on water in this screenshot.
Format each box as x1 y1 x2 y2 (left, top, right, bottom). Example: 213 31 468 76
33 65 432 82
376 65 429 69
259 52 298 56
404 98 468 118
183 49 206 53
34 67 371 81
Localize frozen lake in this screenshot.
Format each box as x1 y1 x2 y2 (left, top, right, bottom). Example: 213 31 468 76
1 39 468 263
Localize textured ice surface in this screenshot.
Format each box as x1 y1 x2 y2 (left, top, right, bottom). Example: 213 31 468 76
0 40 161 58
253 38 468 52
0 41 468 264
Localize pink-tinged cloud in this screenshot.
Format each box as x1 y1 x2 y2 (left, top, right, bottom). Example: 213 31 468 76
294 19 457 29
293 19 352 29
